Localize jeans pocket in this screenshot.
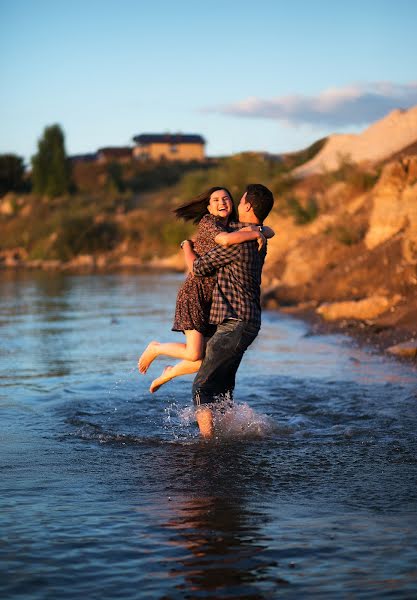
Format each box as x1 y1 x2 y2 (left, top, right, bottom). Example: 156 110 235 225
234 324 259 354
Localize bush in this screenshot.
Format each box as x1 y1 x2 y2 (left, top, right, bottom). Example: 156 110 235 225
282 195 319 225
161 220 194 248
106 162 125 193
330 224 366 246
270 173 296 198
127 161 210 194
32 124 71 197
0 154 26 196
284 138 327 169
51 215 120 260
326 154 380 192
178 153 281 206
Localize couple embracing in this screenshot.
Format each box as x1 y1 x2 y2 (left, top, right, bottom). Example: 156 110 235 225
138 183 275 437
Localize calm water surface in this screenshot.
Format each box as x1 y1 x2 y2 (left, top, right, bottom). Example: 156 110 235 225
1 271 416 599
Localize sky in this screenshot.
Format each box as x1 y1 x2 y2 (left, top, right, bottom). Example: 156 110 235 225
1 0 417 164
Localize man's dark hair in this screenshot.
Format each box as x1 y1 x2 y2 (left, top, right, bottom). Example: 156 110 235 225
174 186 237 224
245 184 274 222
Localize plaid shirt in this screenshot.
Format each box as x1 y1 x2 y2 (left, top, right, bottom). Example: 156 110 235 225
193 221 267 327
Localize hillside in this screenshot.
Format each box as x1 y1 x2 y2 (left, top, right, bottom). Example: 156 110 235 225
294 105 417 177
263 154 417 357
1 126 417 358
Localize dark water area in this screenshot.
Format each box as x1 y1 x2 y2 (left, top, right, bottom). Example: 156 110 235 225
1 271 417 599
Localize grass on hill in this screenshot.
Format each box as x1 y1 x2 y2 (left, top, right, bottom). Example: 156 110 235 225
0 143 383 262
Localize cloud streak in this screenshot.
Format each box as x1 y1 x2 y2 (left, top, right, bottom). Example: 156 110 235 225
208 82 417 127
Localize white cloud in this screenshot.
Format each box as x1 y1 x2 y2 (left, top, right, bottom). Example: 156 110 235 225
207 82 417 127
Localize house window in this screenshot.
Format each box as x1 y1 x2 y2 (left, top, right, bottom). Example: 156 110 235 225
170 145 178 154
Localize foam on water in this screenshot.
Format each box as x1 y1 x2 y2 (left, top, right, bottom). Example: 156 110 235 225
178 400 280 441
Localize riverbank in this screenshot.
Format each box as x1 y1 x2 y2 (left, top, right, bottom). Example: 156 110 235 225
276 300 417 362
0 248 185 272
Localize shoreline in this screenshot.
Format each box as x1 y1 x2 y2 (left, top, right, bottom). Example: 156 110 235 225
276 304 417 364
0 253 185 273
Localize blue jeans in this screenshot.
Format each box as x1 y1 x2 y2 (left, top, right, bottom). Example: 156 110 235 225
192 319 260 406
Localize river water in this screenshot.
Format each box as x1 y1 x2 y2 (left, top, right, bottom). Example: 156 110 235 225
1 271 416 599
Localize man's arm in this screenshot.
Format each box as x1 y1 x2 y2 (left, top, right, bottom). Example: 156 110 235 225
228 223 275 239
215 228 264 247
193 243 242 277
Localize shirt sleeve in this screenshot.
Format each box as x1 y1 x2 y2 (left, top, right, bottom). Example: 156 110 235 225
200 214 228 236
193 243 241 276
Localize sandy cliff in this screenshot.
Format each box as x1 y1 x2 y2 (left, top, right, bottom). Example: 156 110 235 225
294 105 417 177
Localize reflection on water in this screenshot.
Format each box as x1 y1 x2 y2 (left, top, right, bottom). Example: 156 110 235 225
139 495 273 598
0 271 416 599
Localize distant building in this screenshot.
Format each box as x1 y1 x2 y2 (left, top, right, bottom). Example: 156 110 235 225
96 147 132 164
69 153 98 164
132 133 205 161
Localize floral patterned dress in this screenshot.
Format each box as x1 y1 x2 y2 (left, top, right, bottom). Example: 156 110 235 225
172 214 227 335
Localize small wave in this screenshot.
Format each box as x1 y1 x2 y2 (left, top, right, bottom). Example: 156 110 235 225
62 425 198 447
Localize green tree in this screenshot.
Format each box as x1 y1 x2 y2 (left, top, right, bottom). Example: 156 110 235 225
32 124 71 197
0 154 25 196
106 161 125 192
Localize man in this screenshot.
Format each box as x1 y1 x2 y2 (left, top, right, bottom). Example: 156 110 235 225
182 183 274 437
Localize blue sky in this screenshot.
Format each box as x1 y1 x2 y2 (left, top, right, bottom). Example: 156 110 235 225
1 0 417 164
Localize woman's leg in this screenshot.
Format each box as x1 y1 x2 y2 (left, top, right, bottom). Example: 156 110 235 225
138 330 204 373
150 359 202 393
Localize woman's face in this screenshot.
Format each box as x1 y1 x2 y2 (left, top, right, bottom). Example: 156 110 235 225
207 189 233 220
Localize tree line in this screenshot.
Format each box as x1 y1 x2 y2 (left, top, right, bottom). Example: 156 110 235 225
0 124 70 198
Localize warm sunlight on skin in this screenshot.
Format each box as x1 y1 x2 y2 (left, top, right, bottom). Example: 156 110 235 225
207 190 233 220
195 407 214 438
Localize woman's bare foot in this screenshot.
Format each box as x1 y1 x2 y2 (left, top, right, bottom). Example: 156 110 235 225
150 365 174 393
138 341 160 373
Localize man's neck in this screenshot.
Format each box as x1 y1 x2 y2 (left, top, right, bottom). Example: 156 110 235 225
238 216 260 225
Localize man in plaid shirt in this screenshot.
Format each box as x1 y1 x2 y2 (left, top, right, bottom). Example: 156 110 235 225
182 184 274 437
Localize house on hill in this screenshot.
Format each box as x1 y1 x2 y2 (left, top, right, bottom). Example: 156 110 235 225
69 153 98 164
132 133 205 161
96 147 133 164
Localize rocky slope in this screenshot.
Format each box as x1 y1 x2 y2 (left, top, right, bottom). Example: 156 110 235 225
263 155 417 358
294 105 417 177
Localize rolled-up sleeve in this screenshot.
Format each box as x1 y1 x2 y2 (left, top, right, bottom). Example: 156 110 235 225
193 244 241 277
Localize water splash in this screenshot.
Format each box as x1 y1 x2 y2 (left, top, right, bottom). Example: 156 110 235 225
178 401 279 441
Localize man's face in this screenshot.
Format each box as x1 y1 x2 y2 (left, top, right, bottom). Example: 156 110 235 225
238 192 250 220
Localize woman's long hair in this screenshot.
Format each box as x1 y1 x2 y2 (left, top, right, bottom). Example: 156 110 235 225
174 186 237 224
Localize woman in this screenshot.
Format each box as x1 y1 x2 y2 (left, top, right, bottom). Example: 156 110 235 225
138 186 274 392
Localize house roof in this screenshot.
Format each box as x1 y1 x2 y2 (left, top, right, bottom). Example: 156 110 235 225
132 134 205 145
97 147 132 156
69 153 98 163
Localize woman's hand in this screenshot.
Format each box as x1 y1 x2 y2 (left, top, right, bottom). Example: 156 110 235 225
257 232 267 251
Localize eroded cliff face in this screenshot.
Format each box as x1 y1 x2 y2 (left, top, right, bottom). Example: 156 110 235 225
264 156 417 352
365 157 417 261
293 105 417 177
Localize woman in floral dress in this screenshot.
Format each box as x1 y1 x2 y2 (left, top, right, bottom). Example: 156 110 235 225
138 187 273 392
